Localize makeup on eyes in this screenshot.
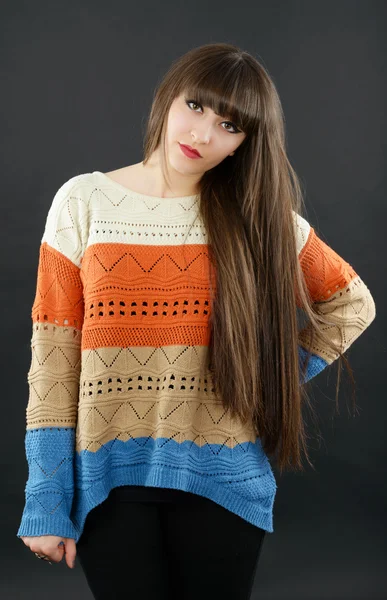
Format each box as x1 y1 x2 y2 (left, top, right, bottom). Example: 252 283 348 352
185 99 242 134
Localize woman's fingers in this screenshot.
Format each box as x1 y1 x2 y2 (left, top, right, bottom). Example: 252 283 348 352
20 535 76 568
63 538 77 569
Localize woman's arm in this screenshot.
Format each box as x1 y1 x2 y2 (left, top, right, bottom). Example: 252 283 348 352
293 212 376 383
16 174 88 540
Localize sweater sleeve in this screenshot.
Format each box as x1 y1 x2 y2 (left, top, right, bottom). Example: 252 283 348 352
16 175 88 539
292 212 376 384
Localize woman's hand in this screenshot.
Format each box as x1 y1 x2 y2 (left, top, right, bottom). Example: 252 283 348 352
20 536 76 568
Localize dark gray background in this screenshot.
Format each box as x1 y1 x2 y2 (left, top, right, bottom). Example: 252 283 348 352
2 1 385 598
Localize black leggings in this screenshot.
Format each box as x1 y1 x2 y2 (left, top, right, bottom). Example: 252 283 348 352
76 488 267 600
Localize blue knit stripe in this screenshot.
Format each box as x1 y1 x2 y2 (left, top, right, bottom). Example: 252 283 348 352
17 428 277 542
298 345 328 383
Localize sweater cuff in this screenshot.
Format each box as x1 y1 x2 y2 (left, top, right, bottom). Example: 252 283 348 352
16 514 78 539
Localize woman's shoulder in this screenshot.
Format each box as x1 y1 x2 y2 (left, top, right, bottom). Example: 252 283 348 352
291 210 311 255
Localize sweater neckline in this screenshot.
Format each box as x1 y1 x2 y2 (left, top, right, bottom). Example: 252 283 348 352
93 171 200 203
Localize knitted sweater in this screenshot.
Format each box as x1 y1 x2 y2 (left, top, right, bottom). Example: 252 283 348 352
16 170 376 543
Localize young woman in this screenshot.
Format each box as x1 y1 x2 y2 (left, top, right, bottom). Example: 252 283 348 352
17 43 376 599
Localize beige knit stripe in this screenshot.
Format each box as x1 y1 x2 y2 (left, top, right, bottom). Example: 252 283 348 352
26 324 257 449
298 275 376 362
26 322 81 430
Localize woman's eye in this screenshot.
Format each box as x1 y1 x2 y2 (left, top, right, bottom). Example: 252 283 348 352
185 99 241 134
186 99 202 112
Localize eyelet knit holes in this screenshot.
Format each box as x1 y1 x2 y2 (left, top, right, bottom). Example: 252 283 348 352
86 299 210 320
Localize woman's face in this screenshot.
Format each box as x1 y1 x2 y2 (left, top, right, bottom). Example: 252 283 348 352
165 92 247 174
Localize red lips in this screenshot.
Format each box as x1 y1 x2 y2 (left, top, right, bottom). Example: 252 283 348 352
180 143 202 158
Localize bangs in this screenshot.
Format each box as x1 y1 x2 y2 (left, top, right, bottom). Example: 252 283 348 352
180 68 260 134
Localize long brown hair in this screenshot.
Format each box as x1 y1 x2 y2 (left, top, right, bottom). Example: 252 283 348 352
141 42 356 474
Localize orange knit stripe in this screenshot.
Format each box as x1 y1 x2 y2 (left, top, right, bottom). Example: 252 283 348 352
34 233 357 349
80 242 215 291
299 227 358 302
80 242 215 349
81 325 211 350
31 242 84 329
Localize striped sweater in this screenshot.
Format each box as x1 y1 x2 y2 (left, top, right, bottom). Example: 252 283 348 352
16 170 376 542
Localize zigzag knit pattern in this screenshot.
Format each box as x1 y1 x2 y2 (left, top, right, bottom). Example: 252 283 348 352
16 171 376 542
